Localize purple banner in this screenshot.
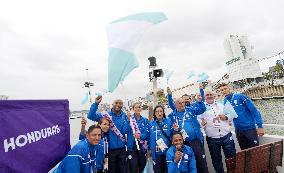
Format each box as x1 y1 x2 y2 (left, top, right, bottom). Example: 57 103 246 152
0 100 70 173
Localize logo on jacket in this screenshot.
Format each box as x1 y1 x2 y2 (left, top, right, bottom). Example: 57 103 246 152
128 155 132 160
184 154 188 160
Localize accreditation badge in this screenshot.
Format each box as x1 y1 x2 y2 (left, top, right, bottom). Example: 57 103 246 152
180 129 189 140
156 138 168 152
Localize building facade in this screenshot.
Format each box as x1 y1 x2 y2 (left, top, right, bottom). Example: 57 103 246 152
224 35 262 82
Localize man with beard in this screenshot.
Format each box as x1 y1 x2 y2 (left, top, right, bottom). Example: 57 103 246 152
88 96 130 173
166 83 205 111
166 132 197 173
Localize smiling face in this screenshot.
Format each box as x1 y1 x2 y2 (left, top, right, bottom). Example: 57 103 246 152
112 99 123 112
99 118 110 133
87 126 102 145
175 98 185 112
133 103 142 115
205 91 215 104
172 133 183 150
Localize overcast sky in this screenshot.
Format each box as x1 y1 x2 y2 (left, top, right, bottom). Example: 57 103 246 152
1 0 283 110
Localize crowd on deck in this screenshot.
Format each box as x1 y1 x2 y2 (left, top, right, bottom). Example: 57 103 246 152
54 83 264 173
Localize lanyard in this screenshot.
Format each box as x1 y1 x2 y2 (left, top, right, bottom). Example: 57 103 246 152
175 111 187 129
103 137 108 155
88 144 97 173
155 125 158 141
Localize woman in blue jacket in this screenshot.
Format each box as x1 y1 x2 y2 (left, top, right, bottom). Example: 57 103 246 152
166 131 197 173
54 125 105 173
127 102 149 173
149 105 172 173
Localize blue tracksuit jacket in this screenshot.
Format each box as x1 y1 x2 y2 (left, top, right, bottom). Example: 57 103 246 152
167 88 205 112
149 118 172 162
224 93 263 131
54 139 104 173
88 103 130 149
166 145 197 173
168 102 206 143
127 114 149 152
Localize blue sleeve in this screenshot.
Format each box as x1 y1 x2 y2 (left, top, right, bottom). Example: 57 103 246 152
60 156 82 173
79 133 86 140
140 119 149 141
199 88 205 102
167 94 176 111
166 149 178 172
122 115 130 135
242 95 263 128
149 123 156 162
187 147 197 173
191 101 206 116
87 103 102 122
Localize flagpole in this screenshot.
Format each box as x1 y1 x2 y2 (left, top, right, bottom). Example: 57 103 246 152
84 68 94 104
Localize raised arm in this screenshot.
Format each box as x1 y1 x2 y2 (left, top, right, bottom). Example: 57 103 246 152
167 87 176 110
87 96 103 122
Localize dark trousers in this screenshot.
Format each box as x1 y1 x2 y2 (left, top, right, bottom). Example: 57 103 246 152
153 154 167 173
235 128 259 150
109 147 127 173
184 139 209 173
128 148 147 173
206 133 236 173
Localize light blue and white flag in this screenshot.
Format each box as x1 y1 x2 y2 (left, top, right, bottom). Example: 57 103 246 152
197 72 209 82
80 92 89 105
95 92 103 96
164 69 174 83
187 70 195 80
224 101 238 119
106 12 167 92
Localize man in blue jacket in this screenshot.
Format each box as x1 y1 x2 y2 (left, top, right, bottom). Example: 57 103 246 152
54 125 105 173
169 96 208 173
166 83 205 111
166 131 197 173
88 96 130 173
218 83 264 150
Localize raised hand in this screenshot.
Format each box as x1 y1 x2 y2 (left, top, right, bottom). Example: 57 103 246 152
95 95 102 104
167 86 172 95
196 93 202 102
199 83 204 90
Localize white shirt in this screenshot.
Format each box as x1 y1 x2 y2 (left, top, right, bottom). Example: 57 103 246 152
198 101 235 138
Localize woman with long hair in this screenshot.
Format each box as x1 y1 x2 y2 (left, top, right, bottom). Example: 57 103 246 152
148 105 172 173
